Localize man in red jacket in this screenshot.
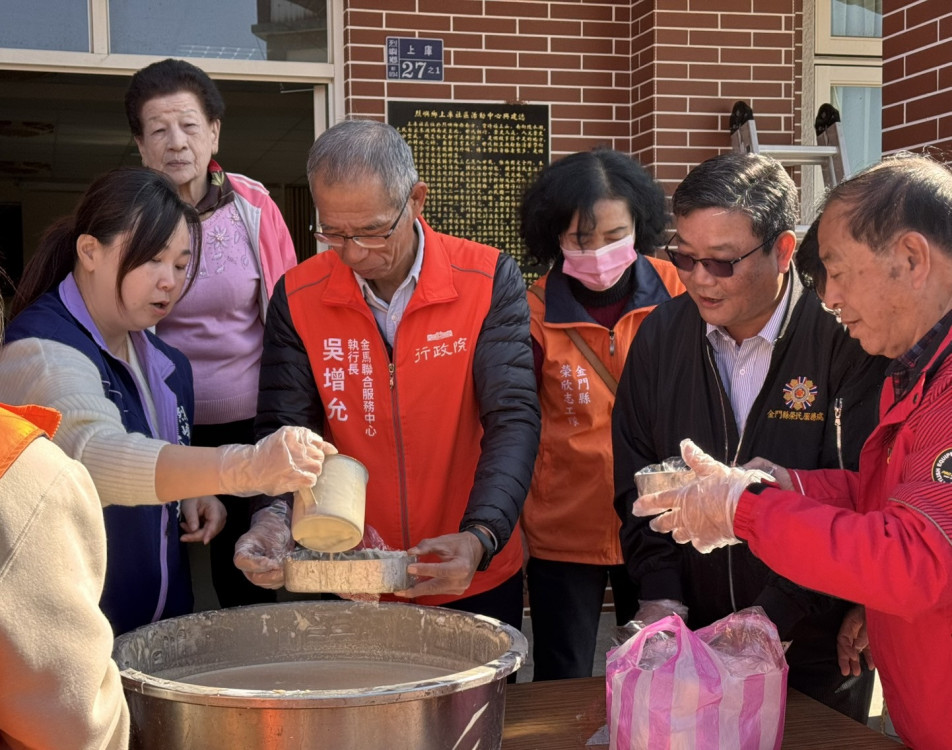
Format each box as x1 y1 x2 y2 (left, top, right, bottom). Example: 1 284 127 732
634 153 952 749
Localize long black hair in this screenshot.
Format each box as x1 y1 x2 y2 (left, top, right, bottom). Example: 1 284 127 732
12 167 201 319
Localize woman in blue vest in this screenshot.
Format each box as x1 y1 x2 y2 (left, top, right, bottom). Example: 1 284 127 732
0 167 331 635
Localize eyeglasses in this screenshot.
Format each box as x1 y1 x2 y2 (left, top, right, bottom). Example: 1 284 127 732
312 191 411 249
665 234 775 278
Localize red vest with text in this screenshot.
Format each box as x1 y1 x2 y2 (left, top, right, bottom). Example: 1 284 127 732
285 221 522 605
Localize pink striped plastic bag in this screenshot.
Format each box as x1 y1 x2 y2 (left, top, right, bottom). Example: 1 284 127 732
606 607 788 750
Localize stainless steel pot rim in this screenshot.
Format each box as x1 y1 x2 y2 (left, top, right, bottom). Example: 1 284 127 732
114 601 528 709
117 658 520 708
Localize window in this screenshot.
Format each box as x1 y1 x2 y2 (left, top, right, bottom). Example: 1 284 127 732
804 0 882 220
816 0 882 57
0 2 89 52
815 65 882 173
0 1 343 277
109 0 329 62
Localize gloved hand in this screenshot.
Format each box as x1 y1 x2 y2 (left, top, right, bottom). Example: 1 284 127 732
632 439 772 554
614 599 690 645
634 598 689 626
743 457 793 491
395 532 483 599
217 426 336 498
233 500 294 589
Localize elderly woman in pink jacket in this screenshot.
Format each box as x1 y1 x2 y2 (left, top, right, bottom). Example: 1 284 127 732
126 58 299 608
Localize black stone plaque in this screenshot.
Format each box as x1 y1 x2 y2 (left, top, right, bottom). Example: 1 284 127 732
388 100 549 282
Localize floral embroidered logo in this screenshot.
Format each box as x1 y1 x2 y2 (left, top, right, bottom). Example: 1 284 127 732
783 377 817 410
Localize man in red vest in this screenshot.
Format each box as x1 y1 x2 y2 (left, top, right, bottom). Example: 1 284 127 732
234 120 540 630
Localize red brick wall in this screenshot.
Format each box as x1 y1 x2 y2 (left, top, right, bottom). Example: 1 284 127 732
882 1 952 156
345 1 635 156
637 1 801 195
344 0 802 194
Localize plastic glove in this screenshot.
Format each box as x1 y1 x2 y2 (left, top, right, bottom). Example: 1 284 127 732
632 439 772 554
217 426 335 498
743 457 793 491
837 605 874 677
353 524 390 552
614 599 690 646
233 500 294 589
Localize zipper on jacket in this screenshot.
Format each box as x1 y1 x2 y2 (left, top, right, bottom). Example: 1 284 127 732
151 505 171 623
727 546 738 613
706 342 740 613
383 335 412 552
609 329 616 356
705 344 732 461
834 396 845 470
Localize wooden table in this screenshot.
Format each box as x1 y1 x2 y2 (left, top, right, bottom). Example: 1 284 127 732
502 677 903 749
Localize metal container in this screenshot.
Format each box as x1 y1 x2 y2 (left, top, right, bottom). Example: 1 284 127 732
284 548 416 593
291 454 368 553
113 601 527 750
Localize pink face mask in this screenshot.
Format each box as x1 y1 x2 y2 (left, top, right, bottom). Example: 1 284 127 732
560 235 638 291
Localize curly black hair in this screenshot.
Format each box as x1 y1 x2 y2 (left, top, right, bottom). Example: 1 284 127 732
519 148 667 267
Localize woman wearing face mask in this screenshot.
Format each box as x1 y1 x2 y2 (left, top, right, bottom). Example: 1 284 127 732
519 148 683 681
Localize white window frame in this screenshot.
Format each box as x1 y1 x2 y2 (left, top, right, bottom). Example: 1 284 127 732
814 63 882 104
814 0 882 57
802 0 882 222
0 0 344 131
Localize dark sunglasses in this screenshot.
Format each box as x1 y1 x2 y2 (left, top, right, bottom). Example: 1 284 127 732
665 234 776 278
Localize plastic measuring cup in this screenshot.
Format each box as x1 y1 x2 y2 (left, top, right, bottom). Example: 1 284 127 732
291 454 368 553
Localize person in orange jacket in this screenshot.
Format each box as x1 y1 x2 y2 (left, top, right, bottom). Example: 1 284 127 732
519 149 683 680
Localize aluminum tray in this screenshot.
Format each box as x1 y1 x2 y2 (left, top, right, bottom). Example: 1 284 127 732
284 548 415 593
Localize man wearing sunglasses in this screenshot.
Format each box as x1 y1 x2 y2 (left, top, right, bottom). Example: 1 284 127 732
232 119 540 633
612 152 887 723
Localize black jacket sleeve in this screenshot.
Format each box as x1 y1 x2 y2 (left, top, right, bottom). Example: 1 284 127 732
612 307 685 602
251 277 325 515
460 253 541 550
255 277 325 441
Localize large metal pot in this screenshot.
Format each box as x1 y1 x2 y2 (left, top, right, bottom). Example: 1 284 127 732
113 601 527 749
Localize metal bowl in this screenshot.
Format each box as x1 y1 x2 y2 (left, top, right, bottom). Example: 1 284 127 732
113 600 526 750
